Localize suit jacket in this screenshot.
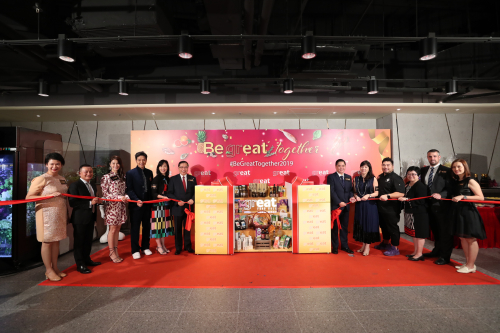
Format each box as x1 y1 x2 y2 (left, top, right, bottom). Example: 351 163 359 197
402 180 429 214
68 179 98 225
421 164 451 209
126 166 154 210
166 174 197 216
327 173 353 212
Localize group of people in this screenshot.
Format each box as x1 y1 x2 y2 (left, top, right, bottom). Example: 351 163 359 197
328 149 486 274
26 151 196 281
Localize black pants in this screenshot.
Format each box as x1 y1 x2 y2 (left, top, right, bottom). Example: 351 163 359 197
73 222 94 266
379 210 401 246
429 207 454 260
332 208 349 249
174 213 192 252
130 206 151 254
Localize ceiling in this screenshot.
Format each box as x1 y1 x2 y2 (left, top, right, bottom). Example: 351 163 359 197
0 103 497 122
0 0 500 104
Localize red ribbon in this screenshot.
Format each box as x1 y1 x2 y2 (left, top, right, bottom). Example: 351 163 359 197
331 208 342 229
184 206 195 231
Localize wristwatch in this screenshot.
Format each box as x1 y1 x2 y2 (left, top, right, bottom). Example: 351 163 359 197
463 195 467 200
387 194 391 199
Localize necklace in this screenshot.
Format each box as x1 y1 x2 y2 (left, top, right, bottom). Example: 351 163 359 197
356 176 368 197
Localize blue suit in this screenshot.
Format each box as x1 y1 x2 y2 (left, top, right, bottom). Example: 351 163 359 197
327 172 354 250
126 166 153 254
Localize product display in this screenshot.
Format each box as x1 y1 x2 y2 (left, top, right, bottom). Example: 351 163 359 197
234 183 286 198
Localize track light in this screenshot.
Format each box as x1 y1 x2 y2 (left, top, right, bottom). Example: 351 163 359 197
58 34 74 62
446 79 457 95
367 77 378 94
200 79 210 94
178 32 193 59
118 78 128 96
38 79 48 97
283 79 294 94
301 32 316 59
419 33 437 61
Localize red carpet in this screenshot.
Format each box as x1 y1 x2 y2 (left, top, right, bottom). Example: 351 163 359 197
40 236 500 288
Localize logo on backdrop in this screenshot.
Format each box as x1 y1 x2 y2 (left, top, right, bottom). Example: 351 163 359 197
312 170 329 176
194 171 212 177
273 170 290 176
233 170 251 177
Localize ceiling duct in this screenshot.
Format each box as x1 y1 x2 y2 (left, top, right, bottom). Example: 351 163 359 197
287 46 357 73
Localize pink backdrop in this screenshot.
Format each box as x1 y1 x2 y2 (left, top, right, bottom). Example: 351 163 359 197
130 129 391 185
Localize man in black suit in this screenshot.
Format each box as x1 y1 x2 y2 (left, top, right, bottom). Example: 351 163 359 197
68 164 101 274
167 160 197 255
126 151 154 259
421 149 453 265
326 159 354 254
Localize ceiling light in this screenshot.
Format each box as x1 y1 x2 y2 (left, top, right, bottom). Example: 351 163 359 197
446 79 457 95
301 32 316 59
456 109 460 111
38 79 48 97
118 78 128 96
178 32 193 59
283 78 294 94
93 114 97 116
274 112 277 114
419 33 437 61
152 113 155 115
36 115 40 117
397 108 401 111
367 77 378 94
58 34 74 62
201 79 210 94
212 112 215 114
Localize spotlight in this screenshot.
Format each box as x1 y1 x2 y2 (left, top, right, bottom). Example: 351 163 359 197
446 79 457 95
283 79 294 94
118 78 128 96
200 79 210 94
301 32 316 59
38 79 48 97
178 32 193 59
419 33 437 61
367 77 378 94
58 34 74 62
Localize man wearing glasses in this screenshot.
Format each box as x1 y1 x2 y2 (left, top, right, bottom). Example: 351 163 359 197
167 161 197 255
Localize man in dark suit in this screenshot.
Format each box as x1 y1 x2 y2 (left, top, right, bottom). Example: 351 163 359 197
68 164 101 274
327 159 354 254
167 160 197 255
421 149 453 265
126 151 154 259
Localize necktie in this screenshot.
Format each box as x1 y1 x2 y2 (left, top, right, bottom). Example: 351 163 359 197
340 175 344 188
141 169 148 193
182 176 187 192
85 182 95 212
428 167 435 189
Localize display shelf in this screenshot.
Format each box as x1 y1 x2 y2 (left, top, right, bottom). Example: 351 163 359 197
235 248 292 253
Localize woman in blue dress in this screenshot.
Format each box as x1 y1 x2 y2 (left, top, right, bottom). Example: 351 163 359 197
351 160 380 256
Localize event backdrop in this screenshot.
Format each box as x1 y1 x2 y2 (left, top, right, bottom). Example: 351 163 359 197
130 129 391 185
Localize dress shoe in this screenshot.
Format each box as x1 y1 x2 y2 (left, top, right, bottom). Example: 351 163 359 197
434 258 450 265
174 250 181 255
341 247 354 254
405 254 415 258
45 273 62 282
332 248 338 254
408 256 425 261
85 261 101 266
423 251 439 258
457 265 476 273
187 248 195 254
76 265 91 274
455 264 465 269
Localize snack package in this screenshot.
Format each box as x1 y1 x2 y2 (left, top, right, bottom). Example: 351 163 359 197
284 235 291 248
256 228 262 240
282 217 291 230
273 236 280 249
241 221 246 229
235 221 241 230
278 199 288 212
278 235 286 249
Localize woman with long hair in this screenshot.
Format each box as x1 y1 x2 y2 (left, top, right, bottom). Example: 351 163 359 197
449 159 486 273
351 160 380 256
26 153 69 281
101 156 128 263
150 159 173 254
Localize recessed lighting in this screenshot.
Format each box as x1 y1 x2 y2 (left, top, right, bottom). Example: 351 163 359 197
456 109 460 111
332 112 337 114
36 115 40 117
274 112 277 114
397 108 401 111
152 113 155 115
93 114 97 116
212 112 215 114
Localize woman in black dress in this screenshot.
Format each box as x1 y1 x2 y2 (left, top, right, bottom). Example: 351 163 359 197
449 159 486 273
398 166 429 261
150 160 173 255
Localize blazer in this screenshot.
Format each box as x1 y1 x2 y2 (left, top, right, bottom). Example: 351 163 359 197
421 164 451 209
126 166 154 210
151 174 171 209
68 179 98 225
402 180 428 214
326 172 353 212
166 174 197 216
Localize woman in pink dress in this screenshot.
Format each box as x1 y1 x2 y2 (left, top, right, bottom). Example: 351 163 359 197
101 156 128 263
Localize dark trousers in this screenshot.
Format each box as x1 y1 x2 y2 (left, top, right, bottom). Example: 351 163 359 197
174 213 192 252
331 209 349 249
130 206 151 254
429 207 454 260
73 222 94 266
379 210 401 246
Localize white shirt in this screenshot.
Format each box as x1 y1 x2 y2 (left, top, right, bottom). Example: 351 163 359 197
80 178 94 208
336 172 345 180
424 163 440 185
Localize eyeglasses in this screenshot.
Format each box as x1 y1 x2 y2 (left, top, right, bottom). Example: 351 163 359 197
407 173 418 177
179 167 188 169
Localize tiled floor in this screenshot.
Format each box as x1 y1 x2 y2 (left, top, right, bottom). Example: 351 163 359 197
0 236 499 333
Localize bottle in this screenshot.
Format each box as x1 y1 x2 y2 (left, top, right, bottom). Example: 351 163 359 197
235 186 240 198
273 184 277 197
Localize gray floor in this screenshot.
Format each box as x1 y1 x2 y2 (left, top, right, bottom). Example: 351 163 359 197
1 237 499 333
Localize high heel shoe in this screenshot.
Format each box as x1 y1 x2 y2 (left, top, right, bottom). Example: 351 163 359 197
114 247 124 262
57 272 67 278
156 246 168 255
408 256 424 261
356 248 364 253
45 273 62 282
457 265 476 273
109 248 122 263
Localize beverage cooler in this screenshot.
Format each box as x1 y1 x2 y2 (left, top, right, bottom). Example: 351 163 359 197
0 127 62 269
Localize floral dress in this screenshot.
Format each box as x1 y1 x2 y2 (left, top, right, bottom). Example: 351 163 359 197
101 173 128 225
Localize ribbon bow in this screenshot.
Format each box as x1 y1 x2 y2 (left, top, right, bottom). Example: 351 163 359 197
184 205 195 231
331 208 342 229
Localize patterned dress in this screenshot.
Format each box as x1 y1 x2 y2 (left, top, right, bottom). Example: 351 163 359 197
29 174 69 242
101 173 128 225
151 175 173 238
